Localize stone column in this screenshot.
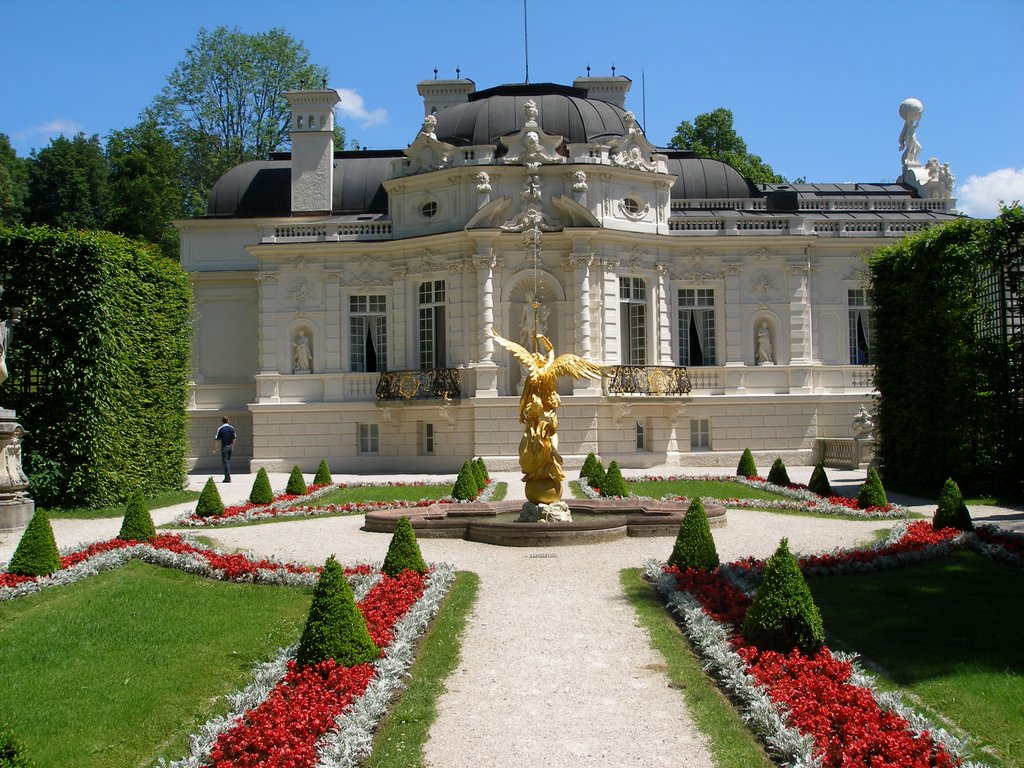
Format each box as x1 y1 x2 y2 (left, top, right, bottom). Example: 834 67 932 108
472 240 500 397
568 250 599 394
655 263 673 365
786 258 814 392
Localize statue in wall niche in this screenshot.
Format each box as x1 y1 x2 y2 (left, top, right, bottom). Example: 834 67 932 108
573 170 588 193
474 171 491 193
756 321 774 366
898 98 923 168
293 330 312 374
852 406 875 440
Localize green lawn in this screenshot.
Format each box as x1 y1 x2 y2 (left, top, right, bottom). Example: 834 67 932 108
624 478 790 501
292 483 454 507
0 561 310 768
43 489 201 520
808 550 1024 768
621 569 775 768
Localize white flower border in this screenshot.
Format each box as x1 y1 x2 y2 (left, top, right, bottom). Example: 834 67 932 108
578 474 910 519
644 520 1002 768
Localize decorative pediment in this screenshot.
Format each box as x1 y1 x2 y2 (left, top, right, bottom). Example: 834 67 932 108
608 112 658 172
466 196 513 229
551 195 599 227
403 115 457 174
499 100 564 167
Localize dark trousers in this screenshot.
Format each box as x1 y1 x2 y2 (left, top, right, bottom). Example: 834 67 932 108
221 444 233 480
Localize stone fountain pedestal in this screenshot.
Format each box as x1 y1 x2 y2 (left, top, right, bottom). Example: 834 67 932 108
0 409 33 531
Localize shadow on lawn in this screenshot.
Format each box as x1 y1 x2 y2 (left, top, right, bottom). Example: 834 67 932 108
808 550 1024 684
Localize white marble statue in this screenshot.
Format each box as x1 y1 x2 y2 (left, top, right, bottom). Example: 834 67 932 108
756 321 774 365
898 98 923 168
852 405 875 439
293 331 312 373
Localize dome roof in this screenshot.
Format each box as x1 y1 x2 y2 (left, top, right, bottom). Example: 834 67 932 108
663 154 759 200
432 83 633 147
206 153 398 217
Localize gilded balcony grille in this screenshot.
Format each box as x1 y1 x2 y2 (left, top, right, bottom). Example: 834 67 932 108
606 365 692 396
376 369 461 401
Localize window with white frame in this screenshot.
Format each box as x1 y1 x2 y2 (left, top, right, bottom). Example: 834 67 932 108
421 422 435 455
349 295 387 372
358 423 379 455
619 276 647 365
690 418 710 450
418 280 446 370
678 288 717 366
848 289 871 365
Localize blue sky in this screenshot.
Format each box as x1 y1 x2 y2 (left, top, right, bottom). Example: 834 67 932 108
3 0 1021 217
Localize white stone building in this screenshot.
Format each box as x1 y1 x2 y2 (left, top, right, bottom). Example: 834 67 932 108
178 78 957 473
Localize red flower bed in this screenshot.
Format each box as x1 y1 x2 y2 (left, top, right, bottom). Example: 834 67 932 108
974 526 1024 557
669 523 963 767
207 568 427 767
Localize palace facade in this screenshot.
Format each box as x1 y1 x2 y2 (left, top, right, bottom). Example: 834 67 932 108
178 77 958 473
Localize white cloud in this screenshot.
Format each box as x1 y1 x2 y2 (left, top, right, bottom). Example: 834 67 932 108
14 118 85 142
958 167 1024 218
334 88 388 128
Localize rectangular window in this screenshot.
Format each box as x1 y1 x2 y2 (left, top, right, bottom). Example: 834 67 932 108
690 418 710 450
636 421 645 451
619 277 647 365
422 422 435 455
848 289 870 365
678 288 717 366
418 280 446 370
350 295 387 372
358 423 379 455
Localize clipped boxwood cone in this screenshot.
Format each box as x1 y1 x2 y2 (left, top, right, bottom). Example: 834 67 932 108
249 467 273 504
285 465 308 495
737 448 757 478
857 466 888 509
382 516 427 576
667 498 720 571
196 477 224 518
296 555 379 667
313 459 332 485
7 509 62 576
767 457 790 486
808 462 832 497
118 493 156 541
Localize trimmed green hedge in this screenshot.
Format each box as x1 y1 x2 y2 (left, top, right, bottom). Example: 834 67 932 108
0 225 192 507
869 208 1024 498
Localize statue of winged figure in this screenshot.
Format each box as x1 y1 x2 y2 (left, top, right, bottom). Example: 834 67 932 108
490 329 603 504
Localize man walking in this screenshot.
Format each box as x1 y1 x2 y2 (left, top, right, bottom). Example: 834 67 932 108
214 416 237 482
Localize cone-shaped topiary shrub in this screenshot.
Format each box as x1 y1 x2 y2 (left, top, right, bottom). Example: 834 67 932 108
7 509 61 577
588 460 607 491
249 467 274 505
451 461 477 501
118 493 156 541
295 555 379 668
933 477 974 531
737 448 757 478
0 723 34 768
286 465 308 496
313 459 332 486
381 516 428 576
807 462 832 497
470 458 486 492
857 466 888 509
667 498 720 571
580 452 600 481
196 477 224 518
742 538 825 655
599 461 629 498
474 456 489 483
767 457 791 486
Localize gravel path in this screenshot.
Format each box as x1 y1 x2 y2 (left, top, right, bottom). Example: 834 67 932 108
2 466 1020 768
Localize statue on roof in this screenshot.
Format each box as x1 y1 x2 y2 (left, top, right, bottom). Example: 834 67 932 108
898 98 923 169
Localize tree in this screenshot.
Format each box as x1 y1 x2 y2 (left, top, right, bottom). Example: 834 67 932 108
149 26 335 215
105 119 185 259
0 133 28 225
669 108 785 184
26 133 108 229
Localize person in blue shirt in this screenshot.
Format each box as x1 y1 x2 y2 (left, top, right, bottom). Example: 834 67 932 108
214 416 237 482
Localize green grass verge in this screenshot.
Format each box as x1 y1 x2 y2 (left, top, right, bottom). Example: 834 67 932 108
366 571 480 768
625 478 790 501
0 561 310 768
292 483 454 508
809 550 1024 768
43 489 201 520
620 568 774 768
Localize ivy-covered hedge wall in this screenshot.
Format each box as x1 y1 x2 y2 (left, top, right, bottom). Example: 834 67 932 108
0 225 192 507
869 208 1023 499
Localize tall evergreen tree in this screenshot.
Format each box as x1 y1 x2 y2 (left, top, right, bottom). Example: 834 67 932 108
0 133 28 225
26 133 108 229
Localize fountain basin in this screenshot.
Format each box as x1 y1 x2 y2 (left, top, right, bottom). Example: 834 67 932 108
363 498 726 547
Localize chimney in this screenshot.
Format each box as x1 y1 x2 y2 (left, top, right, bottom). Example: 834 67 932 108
417 78 476 117
285 89 341 215
572 75 631 109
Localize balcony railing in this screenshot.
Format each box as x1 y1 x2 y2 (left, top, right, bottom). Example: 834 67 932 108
376 369 461 401
605 365 692 396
